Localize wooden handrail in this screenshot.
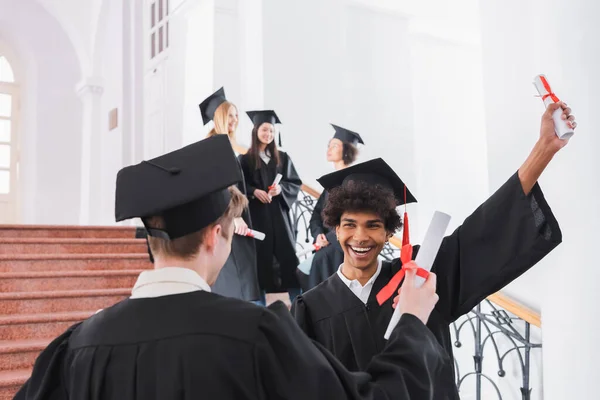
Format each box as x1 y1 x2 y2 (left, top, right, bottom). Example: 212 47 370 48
233 140 541 328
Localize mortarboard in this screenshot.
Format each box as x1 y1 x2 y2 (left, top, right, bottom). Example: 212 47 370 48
199 87 227 125
115 135 241 240
331 124 365 146
317 158 416 206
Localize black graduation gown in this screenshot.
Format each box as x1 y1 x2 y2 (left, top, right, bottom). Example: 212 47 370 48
302 190 346 290
212 157 260 301
309 191 330 239
303 230 344 290
239 151 302 292
15 291 448 400
292 172 562 400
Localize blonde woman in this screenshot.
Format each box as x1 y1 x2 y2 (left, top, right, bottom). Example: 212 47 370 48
199 87 260 301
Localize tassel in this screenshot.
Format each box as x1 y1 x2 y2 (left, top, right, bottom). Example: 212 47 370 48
402 184 409 245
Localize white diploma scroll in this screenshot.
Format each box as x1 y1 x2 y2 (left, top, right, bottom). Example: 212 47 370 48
295 244 321 258
268 173 283 199
383 211 451 340
533 75 574 140
240 229 265 241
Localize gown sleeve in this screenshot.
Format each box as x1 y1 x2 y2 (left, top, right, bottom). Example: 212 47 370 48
238 154 258 200
256 301 446 400
14 323 82 400
278 153 302 210
309 192 327 241
290 295 316 340
424 172 562 322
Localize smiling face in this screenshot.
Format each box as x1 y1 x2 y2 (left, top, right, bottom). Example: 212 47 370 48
226 105 238 134
336 210 390 271
257 122 275 145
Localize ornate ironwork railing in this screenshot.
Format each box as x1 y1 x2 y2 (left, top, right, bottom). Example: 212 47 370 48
291 188 542 400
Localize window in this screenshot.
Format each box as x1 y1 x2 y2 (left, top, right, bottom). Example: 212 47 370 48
0 55 16 195
149 0 169 60
0 56 15 83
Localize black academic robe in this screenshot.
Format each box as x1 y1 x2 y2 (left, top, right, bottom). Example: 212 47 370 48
15 291 448 400
239 151 302 292
212 157 261 301
309 191 330 239
303 230 344 290
292 172 562 400
302 190 346 290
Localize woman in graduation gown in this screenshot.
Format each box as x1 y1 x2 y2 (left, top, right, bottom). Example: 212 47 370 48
292 103 576 400
239 110 303 303
15 135 448 400
198 87 260 301
301 124 365 290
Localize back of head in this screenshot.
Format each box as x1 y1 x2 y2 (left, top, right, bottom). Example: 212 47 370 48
145 186 247 260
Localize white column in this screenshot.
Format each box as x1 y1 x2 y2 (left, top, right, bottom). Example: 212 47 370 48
236 0 263 147
480 1 600 398
76 77 104 225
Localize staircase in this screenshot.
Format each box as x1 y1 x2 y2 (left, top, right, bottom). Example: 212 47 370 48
0 225 152 399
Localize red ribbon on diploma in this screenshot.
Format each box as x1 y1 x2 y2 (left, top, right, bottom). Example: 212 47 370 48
375 184 430 306
540 75 560 103
375 244 430 306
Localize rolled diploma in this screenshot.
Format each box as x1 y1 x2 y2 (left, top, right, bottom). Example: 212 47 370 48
268 173 283 199
383 211 451 340
533 75 573 140
241 229 265 241
296 244 321 258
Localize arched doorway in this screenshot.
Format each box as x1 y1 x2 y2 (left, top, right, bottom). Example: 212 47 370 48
0 54 19 223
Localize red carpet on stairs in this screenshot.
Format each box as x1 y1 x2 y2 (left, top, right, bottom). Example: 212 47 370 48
0 225 152 399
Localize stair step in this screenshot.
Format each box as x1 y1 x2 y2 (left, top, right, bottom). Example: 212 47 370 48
0 369 29 399
0 238 147 254
0 270 142 292
0 288 129 315
0 253 152 272
0 311 93 340
0 339 49 372
0 225 136 239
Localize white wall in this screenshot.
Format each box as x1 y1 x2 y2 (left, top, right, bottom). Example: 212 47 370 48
480 0 600 398
0 0 83 224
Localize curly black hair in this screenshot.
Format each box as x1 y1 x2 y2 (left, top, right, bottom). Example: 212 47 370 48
322 180 402 233
342 143 358 166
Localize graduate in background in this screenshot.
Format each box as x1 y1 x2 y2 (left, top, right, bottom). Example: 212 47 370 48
15 135 448 400
199 87 260 302
292 102 576 400
239 110 302 304
300 124 365 290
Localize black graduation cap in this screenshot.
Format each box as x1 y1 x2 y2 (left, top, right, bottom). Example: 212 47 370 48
199 87 227 125
247 110 283 146
247 110 281 127
331 124 365 146
317 158 417 205
115 135 241 240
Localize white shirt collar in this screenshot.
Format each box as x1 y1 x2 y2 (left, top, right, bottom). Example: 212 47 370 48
130 267 211 299
259 150 271 164
336 260 382 304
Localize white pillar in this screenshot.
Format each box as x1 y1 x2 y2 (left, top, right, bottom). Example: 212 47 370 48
480 1 600 398
236 0 264 147
76 77 104 225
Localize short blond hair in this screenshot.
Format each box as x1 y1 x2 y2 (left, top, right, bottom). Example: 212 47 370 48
146 186 247 260
207 101 238 140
